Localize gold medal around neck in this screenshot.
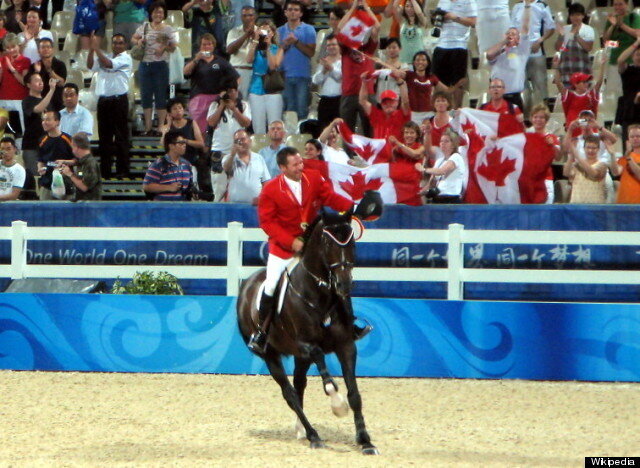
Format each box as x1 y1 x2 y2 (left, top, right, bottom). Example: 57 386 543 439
300 222 309 230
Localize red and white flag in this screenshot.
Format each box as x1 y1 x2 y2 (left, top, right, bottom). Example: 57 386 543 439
336 9 376 50
452 108 556 204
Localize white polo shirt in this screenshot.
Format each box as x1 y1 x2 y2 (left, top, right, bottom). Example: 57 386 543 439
511 1 555 58
489 36 531 94
223 151 270 203
436 0 478 49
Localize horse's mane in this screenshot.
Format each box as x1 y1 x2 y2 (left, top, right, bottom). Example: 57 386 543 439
301 215 323 246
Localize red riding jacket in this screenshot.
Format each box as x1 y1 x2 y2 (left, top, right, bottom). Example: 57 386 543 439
258 169 353 259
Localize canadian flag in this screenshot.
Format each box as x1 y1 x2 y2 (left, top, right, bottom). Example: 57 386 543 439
303 123 422 205
336 9 376 50
452 108 556 204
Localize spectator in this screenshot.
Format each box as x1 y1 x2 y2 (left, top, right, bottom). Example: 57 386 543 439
527 103 561 203
616 36 640 147
485 0 532 112
28 37 66 111
479 78 525 137
611 124 640 203
143 130 193 201
17 8 54 64
0 12 8 41
59 83 94 137
36 109 74 200
431 0 477 108
359 76 411 162
318 117 350 164
400 51 457 123
247 20 284 135
428 90 453 145
113 0 147 44
553 55 606 137
554 3 594 88
312 34 341 130
184 33 239 135
5 0 26 34
88 33 133 178
57 132 102 201
386 0 427 64
603 0 640 93
0 33 30 133
206 79 252 201
375 38 410 103
230 0 256 30
0 136 26 201
317 6 344 59
476 0 510 54
277 0 316 121
159 97 205 165
511 0 556 112
21 72 55 175
222 128 270 203
226 5 258 99
131 2 177 137
267 0 314 27
417 127 466 203
258 119 287 176
563 133 607 203
338 0 379 136
183 0 226 57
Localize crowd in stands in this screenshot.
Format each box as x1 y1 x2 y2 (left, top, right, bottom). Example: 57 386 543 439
0 0 638 205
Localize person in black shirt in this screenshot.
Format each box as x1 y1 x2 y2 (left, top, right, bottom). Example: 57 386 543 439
21 71 55 175
617 37 640 150
36 109 74 200
28 37 67 111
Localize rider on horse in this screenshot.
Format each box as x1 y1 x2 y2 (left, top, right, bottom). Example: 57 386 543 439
247 146 373 354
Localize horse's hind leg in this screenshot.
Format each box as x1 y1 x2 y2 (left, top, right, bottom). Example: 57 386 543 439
335 342 379 455
264 353 324 449
308 347 349 418
293 357 311 439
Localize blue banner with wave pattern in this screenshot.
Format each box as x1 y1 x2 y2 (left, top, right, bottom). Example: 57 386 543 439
1 293 638 382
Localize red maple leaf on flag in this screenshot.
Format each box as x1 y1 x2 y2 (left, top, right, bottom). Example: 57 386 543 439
349 24 364 37
476 147 516 187
339 171 382 201
355 142 379 162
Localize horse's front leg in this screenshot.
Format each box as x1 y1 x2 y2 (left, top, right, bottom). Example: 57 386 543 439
293 357 311 439
308 346 349 418
264 351 324 449
335 342 379 455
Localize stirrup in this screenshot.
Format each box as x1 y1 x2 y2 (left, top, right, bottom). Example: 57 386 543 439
353 323 373 341
248 330 268 354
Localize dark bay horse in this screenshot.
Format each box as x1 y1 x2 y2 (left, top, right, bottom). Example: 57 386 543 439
237 210 378 455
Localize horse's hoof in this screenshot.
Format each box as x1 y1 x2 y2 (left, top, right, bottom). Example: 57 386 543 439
310 439 326 449
362 445 380 455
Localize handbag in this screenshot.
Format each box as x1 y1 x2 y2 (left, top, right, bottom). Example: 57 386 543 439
130 22 148 61
263 69 284 94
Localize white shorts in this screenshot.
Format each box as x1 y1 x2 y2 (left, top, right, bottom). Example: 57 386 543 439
264 253 293 296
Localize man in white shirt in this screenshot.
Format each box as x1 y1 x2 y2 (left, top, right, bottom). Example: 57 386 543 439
485 0 533 112
59 83 93 138
475 0 510 54
0 136 26 201
258 120 287 178
511 0 556 112
222 129 270 203
311 35 342 130
432 0 478 108
206 80 252 201
226 6 257 99
87 33 132 179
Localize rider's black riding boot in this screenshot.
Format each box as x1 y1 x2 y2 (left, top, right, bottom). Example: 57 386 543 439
248 292 274 354
353 320 373 341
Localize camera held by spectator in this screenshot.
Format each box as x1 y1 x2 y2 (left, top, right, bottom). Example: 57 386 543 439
430 8 447 37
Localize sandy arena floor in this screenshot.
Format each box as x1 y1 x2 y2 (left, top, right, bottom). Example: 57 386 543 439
0 371 637 467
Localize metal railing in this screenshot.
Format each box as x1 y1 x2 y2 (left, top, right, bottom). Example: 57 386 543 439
3 220 640 299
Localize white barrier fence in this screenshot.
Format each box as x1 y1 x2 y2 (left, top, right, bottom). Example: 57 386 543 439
2 220 640 299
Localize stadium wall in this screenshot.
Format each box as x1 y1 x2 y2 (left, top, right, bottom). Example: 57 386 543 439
1 293 638 382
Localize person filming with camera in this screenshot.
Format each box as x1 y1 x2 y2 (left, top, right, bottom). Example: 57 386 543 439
206 79 252 201
143 130 194 201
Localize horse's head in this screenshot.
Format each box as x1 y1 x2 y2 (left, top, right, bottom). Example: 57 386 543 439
316 209 355 298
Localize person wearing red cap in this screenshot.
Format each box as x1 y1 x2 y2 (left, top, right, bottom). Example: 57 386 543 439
359 72 410 162
553 52 606 138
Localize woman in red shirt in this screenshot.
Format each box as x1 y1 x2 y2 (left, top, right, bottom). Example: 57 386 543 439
0 33 30 134
388 121 424 205
400 51 459 124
